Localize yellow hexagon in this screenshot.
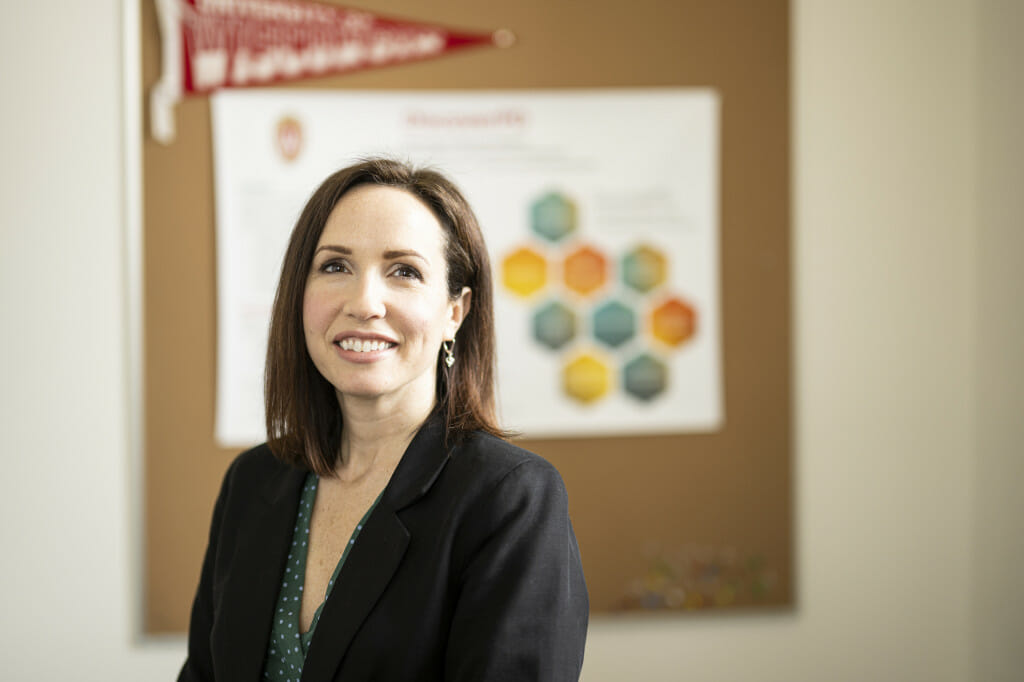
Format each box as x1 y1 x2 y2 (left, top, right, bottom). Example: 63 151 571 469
501 246 548 298
562 352 612 404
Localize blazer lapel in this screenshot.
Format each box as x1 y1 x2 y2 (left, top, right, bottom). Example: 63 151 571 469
301 414 452 681
214 459 306 682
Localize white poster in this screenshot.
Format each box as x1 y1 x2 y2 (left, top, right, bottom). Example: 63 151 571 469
212 89 721 445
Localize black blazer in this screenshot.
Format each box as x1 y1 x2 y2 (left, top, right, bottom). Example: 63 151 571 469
179 416 588 681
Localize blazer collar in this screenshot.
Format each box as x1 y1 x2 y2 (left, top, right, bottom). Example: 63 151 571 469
379 410 452 511
301 411 453 681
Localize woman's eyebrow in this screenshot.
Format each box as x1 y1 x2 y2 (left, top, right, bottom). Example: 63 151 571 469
383 249 427 262
314 245 352 256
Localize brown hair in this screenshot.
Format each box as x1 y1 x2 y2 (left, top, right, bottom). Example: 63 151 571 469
264 158 504 474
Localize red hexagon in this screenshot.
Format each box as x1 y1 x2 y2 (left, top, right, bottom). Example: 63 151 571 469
651 297 697 346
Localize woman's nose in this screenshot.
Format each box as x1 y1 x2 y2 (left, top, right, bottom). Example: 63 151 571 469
343 274 386 320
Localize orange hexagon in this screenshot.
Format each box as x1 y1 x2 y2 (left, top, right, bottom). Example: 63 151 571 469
501 246 548 298
651 297 697 346
563 353 612 404
563 245 608 297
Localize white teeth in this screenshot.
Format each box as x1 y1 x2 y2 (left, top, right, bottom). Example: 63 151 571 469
337 338 392 352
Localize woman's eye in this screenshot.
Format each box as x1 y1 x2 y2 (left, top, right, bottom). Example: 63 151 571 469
392 264 423 280
319 260 347 274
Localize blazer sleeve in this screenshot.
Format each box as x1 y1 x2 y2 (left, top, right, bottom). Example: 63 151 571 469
445 458 589 682
177 458 235 682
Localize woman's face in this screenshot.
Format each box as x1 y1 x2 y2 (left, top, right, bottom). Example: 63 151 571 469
302 184 470 412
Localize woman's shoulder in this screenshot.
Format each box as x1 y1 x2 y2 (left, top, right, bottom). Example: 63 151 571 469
446 430 567 497
202 444 308 528
220 442 301 490
439 432 578 577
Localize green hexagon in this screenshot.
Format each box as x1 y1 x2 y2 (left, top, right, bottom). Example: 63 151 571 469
592 299 636 348
530 192 577 242
532 301 576 350
623 353 668 401
622 244 668 293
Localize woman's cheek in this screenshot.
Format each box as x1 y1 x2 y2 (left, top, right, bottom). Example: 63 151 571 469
303 285 335 331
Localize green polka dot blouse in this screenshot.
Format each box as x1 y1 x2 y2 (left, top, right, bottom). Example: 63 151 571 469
261 472 381 682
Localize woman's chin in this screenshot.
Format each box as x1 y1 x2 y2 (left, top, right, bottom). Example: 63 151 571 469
332 375 439 416
334 383 391 402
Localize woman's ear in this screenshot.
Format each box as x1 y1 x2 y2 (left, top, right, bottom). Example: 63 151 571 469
446 287 472 339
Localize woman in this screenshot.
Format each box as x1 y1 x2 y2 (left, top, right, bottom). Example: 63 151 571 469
179 158 589 682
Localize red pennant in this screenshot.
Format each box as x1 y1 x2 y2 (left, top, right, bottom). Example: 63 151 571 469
151 0 512 143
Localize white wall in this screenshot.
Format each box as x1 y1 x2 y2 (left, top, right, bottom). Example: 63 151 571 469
0 1 1019 680
0 1 185 679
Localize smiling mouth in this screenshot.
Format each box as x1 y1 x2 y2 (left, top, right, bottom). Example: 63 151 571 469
335 338 396 353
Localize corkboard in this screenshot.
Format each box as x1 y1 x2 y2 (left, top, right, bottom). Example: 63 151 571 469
141 0 791 632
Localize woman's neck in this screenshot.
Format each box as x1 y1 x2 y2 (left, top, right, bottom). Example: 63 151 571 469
332 391 435 483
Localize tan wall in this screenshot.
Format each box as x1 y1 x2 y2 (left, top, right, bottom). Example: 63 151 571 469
2 1 1020 679
971 1 1024 681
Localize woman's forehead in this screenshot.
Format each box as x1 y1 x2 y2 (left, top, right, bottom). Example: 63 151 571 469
319 185 445 254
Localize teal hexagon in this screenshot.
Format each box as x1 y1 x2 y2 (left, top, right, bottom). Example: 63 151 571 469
622 244 668 293
532 300 576 350
530 192 577 243
623 353 668 401
592 299 636 348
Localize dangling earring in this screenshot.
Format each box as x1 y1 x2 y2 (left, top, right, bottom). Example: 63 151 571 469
443 338 455 368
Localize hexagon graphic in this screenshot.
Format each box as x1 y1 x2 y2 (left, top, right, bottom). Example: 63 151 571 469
501 247 547 298
532 301 576 350
623 353 668 401
592 299 636 348
622 244 668 293
530 192 577 242
651 297 697 347
563 245 608 297
563 353 612 404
